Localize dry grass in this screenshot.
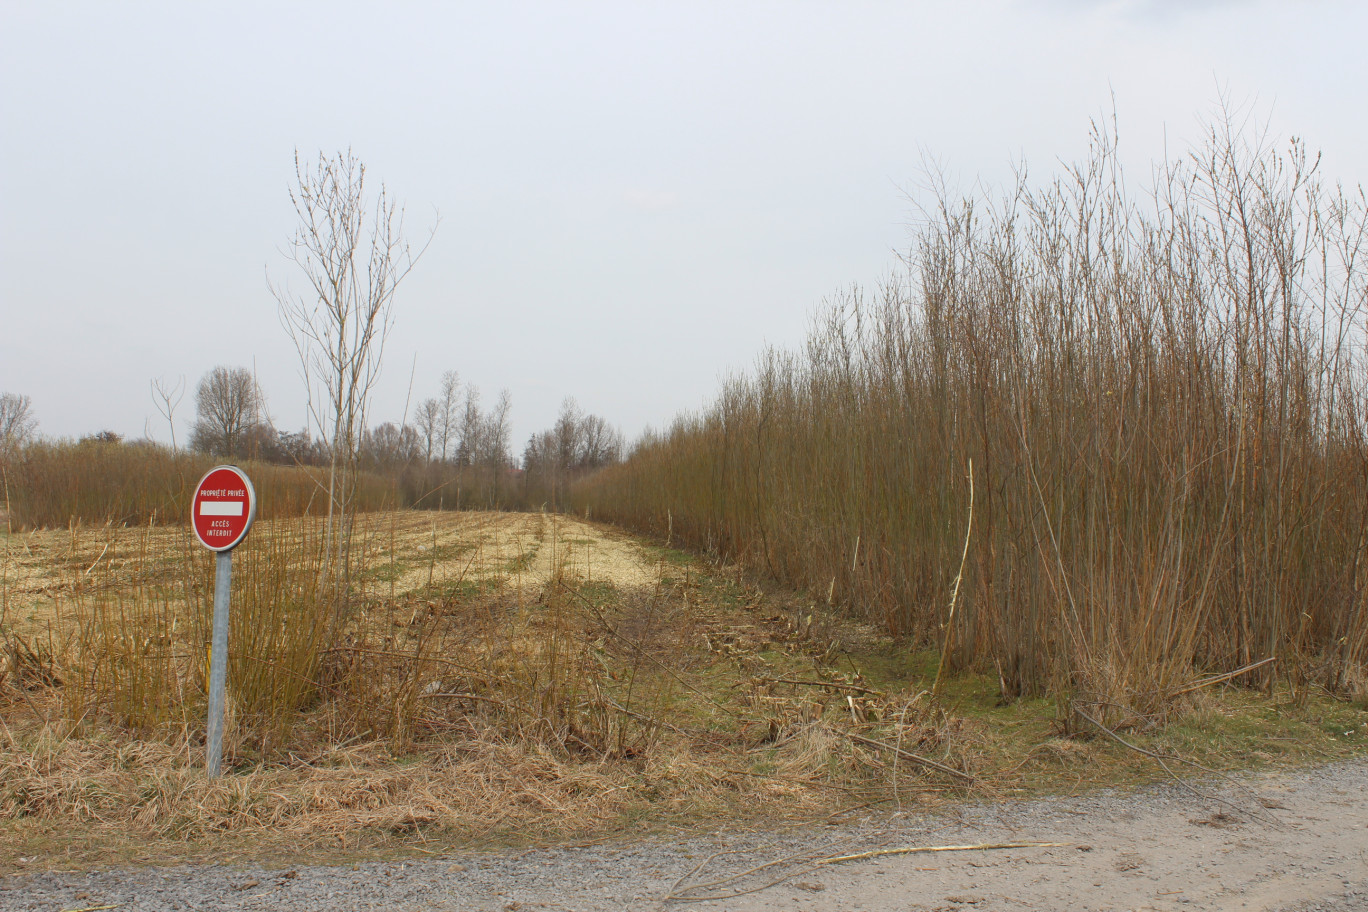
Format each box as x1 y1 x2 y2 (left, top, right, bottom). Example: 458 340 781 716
2 512 1365 872
3 731 681 842
0 512 964 868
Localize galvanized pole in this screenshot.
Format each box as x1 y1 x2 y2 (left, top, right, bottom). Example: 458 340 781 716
205 548 232 778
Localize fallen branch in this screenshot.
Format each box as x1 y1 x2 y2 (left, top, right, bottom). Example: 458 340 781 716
845 731 974 783
1070 704 1280 826
816 841 1068 865
661 849 736 905
600 697 730 743
1170 657 1276 698
766 677 884 696
662 840 1061 905
661 841 855 905
82 542 110 577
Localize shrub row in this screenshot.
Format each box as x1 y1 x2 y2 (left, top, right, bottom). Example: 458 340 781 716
573 117 1368 710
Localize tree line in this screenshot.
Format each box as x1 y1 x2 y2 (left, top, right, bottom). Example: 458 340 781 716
1 369 623 514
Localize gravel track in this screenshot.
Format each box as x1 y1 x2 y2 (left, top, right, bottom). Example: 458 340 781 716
5 757 1366 912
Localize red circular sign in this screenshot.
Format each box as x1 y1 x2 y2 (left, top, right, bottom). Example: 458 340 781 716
191 465 257 551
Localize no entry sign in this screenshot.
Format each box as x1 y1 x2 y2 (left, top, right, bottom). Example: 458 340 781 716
192 465 256 551
192 464 256 778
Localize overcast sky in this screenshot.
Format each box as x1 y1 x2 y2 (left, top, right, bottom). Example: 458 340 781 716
2 0 1365 453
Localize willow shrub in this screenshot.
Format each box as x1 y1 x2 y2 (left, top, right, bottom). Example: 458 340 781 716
3 440 395 529
573 116 1368 718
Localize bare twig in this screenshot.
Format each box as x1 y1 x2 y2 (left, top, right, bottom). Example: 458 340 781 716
1071 705 1280 825
1170 657 1277 698
845 730 974 783
81 541 110 577
934 458 973 696
765 676 884 696
663 840 1063 905
815 841 1069 865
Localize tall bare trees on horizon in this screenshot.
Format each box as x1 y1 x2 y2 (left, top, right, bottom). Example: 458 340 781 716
523 397 624 508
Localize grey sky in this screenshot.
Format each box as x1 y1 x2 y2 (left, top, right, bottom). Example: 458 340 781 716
3 1 1365 453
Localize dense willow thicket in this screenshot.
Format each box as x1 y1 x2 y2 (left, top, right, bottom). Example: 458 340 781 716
575 118 1368 715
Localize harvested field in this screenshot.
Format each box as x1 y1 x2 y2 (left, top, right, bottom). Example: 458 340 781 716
0 511 656 634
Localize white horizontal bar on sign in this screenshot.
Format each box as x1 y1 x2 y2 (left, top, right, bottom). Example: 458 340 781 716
200 501 244 516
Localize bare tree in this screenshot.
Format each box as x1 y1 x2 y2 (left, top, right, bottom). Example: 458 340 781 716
272 149 434 591
456 384 482 468
521 398 623 508
361 421 420 469
151 376 185 450
577 413 624 468
521 429 558 506
482 388 513 468
474 389 513 506
277 428 323 466
436 370 460 463
0 392 37 461
190 366 264 458
413 397 441 462
553 397 582 476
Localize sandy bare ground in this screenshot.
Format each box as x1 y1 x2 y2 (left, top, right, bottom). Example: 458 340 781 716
5 758 1366 911
680 760 1368 912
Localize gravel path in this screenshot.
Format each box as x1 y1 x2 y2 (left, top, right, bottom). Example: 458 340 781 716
5 757 1366 911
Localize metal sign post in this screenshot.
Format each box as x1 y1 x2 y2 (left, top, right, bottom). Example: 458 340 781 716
206 549 233 777
190 465 256 778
